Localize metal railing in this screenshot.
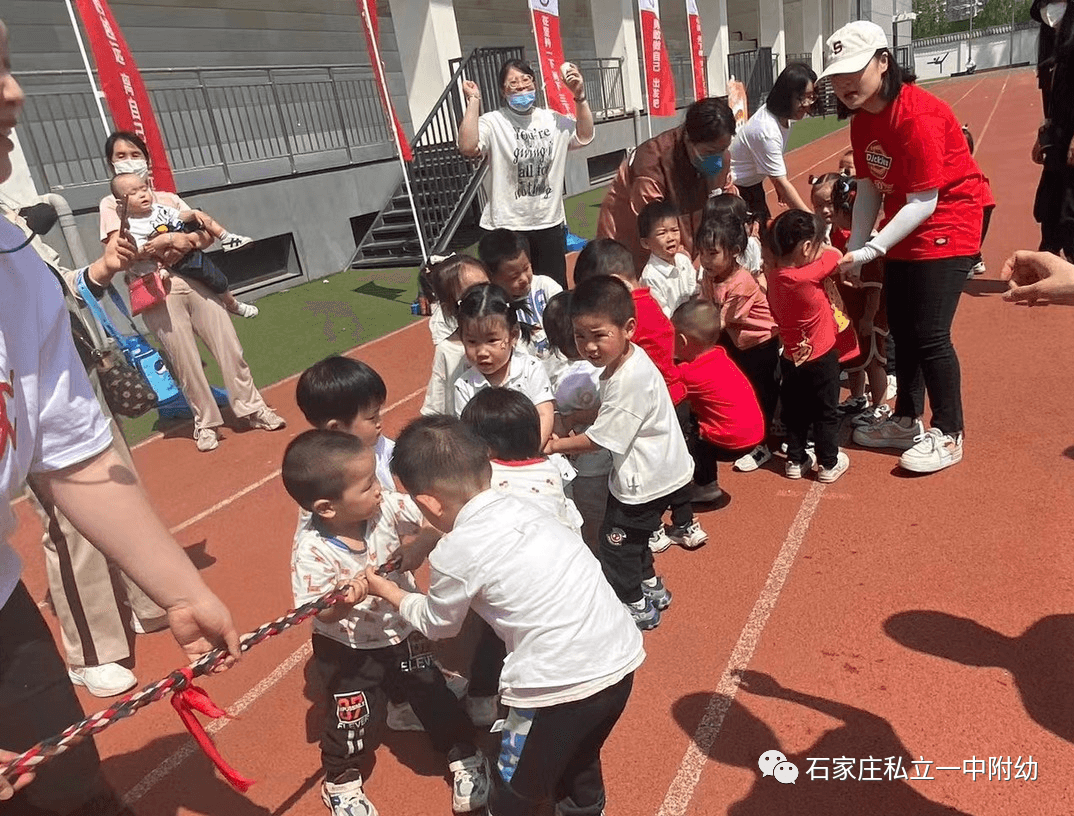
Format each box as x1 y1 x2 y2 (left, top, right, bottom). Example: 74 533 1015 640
668 55 707 108
728 47 776 113
17 64 396 202
785 52 814 67
574 58 627 120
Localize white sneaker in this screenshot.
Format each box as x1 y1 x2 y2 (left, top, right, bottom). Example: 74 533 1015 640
648 527 673 553
322 776 378 816
386 701 425 732
852 417 922 451
667 520 708 550
899 428 963 474
220 234 253 252
971 260 986 276
449 750 491 813
464 694 500 727
784 450 817 480
195 427 219 452
733 444 772 472
235 301 259 318
885 374 897 402
69 664 137 697
817 451 850 483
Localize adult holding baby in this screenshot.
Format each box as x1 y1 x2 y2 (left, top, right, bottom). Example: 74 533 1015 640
95 131 285 452
457 58 594 289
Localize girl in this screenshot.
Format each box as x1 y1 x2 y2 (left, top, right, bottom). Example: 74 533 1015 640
419 255 490 416
765 209 851 483
696 213 781 473
452 283 555 445
703 193 765 284
822 21 991 474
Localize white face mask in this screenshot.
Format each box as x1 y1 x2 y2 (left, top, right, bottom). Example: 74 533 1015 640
1043 1 1067 28
113 158 149 179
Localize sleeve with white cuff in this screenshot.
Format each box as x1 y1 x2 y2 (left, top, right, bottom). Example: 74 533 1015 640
849 188 939 267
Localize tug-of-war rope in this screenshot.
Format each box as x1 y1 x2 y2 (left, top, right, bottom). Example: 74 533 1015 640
0 587 346 793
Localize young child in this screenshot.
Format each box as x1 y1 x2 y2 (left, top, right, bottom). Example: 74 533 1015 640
478 228 563 358
961 124 995 277
638 200 698 318
546 276 701 629
419 255 491 416
764 209 851 483
695 213 781 473
672 298 765 501
282 431 490 816
542 290 611 552
111 173 257 318
704 194 765 282
364 416 644 816
453 283 555 445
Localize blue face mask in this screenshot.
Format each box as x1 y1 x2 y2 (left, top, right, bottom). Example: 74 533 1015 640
693 152 724 177
507 90 536 113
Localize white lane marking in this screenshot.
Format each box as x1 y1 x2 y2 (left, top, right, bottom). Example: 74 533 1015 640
655 481 827 816
969 71 1012 154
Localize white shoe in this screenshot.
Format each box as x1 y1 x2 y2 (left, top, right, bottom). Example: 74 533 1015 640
648 527 673 553
852 417 922 451
817 451 850 483
733 444 772 472
220 234 253 252
464 694 500 727
246 407 287 431
386 701 425 732
971 260 986 276
195 427 219 452
885 374 897 402
899 428 963 474
69 664 137 697
784 450 817 480
235 302 259 318
449 750 491 813
322 776 378 816
667 520 708 550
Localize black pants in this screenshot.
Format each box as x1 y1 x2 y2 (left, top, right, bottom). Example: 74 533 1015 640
599 485 692 603
312 633 475 782
490 672 634 816
738 181 771 226
483 223 567 289
468 618 507 699
780 348 841 469
173 249 229 295
1034 140 1074 258
0 583 130 815
725 336 781 431
884 258 969 436
688 432 755 487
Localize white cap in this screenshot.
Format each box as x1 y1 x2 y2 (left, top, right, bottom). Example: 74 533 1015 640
819 21 888 78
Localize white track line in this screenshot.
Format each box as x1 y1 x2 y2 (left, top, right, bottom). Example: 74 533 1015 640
121 642 312 805
656 481 827 816
968 71 1011 155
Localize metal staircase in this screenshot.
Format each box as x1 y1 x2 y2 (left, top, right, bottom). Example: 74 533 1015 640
350 46 525 269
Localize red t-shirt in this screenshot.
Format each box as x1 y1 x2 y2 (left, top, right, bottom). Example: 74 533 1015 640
677 347 765 450
766 249 842 365
631 287 686 404
851 83 991 261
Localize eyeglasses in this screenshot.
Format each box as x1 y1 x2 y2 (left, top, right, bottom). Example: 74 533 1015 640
800 92 818 103
505 79 535 92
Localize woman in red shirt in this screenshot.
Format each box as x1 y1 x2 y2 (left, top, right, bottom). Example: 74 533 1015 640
821 21 991 474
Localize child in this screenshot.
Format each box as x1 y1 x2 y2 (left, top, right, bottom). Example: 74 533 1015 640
542 291 611 552
453 283 555 445
478 228 563 358
638 200 698 318
961 124 995 277
695 213 781 473
419 255 491 416
364 416 644 816
704 193 764 282
672 298 765 500
111 173 257 318
764 210 851 483
546 276 701 629
282 431 490 816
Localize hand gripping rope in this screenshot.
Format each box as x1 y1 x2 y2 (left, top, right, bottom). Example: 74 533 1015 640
0 587 346 793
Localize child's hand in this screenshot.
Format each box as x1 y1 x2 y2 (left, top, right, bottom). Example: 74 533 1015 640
362 566 396 599
337 576 368 609
543 433 561 455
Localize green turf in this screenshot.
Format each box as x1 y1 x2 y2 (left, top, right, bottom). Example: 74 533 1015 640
786 115 849 152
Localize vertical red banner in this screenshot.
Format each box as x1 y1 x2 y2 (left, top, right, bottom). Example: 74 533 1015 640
686 0 707 101
73 0 175 191
358 0 413 161
529 0 576 116
638 0 676 117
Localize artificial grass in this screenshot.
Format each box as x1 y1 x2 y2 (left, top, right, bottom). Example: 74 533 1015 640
786 114 849 152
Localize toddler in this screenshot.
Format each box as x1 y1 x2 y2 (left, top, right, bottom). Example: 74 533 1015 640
638 200 698 318
364 416 644 816
704 193 765 282
453 283 555 445
282 430 490 816
546 276 700 630
111 172 257 318
764 209 851 483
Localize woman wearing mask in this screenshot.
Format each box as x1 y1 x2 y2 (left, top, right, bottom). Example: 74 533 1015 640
458 58 593 288
596 97 736 271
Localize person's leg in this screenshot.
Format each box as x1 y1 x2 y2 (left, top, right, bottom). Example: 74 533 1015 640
392 636 476 755
566 474 608 554
467 618 507 699
810 349 842 470
883 261 926 420
780 357 810 466
598 495 659 604
524 224 568 289
739 183 771 226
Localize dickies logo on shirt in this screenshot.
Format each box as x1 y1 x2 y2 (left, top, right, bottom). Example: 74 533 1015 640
864 140 892 181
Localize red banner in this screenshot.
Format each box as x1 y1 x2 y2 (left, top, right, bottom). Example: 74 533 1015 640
638 0 676 117
357 0 413 161
686 0 707 101
73 0 175 191
529 0 575 116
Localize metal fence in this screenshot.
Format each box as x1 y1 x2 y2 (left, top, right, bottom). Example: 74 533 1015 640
575 58 627 120
17 64 396 206
728 47 776 112
668 55 707 108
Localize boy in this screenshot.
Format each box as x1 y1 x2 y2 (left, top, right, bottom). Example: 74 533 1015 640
111 173 257 318
672 299 765 503
638 200 699 318
478 228 562 357
546 276 702 629
282 430 490 816
363 416 644 816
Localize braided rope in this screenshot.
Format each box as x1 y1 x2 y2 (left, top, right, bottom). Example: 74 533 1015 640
0 587 345 782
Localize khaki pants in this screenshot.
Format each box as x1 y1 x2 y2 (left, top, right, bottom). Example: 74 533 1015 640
141 275 267 433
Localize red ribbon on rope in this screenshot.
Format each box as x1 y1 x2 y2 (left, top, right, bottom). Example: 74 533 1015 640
169 667 254 792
